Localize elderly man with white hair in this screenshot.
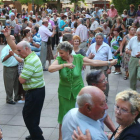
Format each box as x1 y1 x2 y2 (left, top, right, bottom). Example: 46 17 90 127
74 18 88 51
90 17 99 31
126 27 140 90
2 27 46 140
62 86 108 140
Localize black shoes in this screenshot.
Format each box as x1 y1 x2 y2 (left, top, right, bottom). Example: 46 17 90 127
25 135 32 140
7 101 16 105
43 68 48 71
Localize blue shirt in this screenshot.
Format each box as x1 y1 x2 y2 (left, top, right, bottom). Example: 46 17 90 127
1 44 19 67
91 37 109 45
30 32 42 49
59 20 68 31
62 108 108 140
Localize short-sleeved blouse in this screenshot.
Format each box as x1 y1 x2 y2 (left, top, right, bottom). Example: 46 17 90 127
56 54 84 100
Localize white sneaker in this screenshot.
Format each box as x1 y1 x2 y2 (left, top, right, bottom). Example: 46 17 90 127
112 70 116 73
17 100 25 103
114 72 122 75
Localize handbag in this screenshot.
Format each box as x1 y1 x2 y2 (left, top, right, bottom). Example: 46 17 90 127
137 66 140 81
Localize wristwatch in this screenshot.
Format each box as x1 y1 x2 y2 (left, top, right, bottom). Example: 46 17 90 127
108 61 111 66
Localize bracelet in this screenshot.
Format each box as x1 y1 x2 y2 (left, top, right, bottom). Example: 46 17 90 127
108 61 111 66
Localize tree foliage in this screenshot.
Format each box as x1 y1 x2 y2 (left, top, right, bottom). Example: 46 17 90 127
112 0 140 14
17 0 44 5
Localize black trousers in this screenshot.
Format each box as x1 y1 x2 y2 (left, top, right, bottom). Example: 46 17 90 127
22 86 45 140
52 31 59 50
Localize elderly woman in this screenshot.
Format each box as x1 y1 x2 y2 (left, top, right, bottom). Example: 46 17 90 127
48 41 117 140
111 17 126 37
120 26 136 80
59 15 68 31
72 89 140 140
111 28 122 74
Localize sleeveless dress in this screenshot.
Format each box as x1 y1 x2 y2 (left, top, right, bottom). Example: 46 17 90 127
56 54 84 124
111 36 122 67
121 34 131 71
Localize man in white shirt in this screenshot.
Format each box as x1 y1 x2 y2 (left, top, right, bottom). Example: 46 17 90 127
90 17 99 31
62 86 108 140
39 19 56 71
102 23 110 37
86 32 112 97
75 18 88 51
126 28 140 90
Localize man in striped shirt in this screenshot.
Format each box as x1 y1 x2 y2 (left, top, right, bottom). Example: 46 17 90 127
2 28 45 140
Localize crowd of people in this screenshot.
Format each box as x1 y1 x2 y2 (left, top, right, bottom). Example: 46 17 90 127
0 3 140 140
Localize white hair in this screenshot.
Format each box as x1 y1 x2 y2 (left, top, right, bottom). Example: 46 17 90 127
76 93 93 108
136 28 140 33
22 41 31 49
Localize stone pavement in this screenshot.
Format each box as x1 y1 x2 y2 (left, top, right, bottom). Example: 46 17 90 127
0 44 140 140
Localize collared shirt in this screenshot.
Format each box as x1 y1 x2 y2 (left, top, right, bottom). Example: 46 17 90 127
1 44 19 67
126 36 140 57
75 24 88 42
102 26 110 36
90 21 99 31
20 52 45 91
62 108 108 140
36 20 42 26
107 8 118 18
9 19 16 30
30 32 42 49
91 37 109 45
86 42 112 61
92 11 102 18
39 25 53 42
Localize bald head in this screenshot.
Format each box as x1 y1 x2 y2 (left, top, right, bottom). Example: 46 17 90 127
77 86 107 120
77 86 104 107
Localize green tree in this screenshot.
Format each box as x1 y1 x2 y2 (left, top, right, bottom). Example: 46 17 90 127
70 0 85 11
112 0 140 14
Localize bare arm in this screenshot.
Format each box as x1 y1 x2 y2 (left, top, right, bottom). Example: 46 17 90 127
2 54 12 62
19 76 26 84
32 42 40 48
104 115 116 132
2 27 18 53
83 57 117 67
120 36 126 55
48 59 75 73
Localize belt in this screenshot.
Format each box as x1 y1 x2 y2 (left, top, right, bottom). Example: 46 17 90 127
132 56 140 58
4 65 18 68
26 86 45 93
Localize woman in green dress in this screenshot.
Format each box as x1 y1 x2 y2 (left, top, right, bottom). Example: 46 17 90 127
48 41 117 140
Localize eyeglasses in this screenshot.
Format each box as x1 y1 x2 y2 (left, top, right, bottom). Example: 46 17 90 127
114 105 131 114
99 77 107 83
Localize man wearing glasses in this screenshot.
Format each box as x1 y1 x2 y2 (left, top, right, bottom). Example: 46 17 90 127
86 32 113 97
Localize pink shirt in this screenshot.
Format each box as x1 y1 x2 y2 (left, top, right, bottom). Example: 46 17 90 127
107 9 118 18
39 25 53 42
75 24 88 42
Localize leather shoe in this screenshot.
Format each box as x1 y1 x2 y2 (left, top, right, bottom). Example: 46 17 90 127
25 135 32 140
43 68 48 71
7 101 16 105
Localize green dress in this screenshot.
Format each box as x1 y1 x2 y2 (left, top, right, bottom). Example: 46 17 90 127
56 54 84 124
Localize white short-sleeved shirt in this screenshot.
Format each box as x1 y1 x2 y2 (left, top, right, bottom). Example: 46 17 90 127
62 108 108 140
126 36 140 57
86 42 113 61
39 25 53 42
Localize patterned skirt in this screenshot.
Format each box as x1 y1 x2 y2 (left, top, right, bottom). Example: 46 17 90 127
121 52 130 71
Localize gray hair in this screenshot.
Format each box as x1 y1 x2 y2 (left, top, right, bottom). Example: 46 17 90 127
22 42 31 49
116 90 140 118
79 18 84 25
57 41 73 54
64 27 72 33
136 27 140 33
63 33 73 42
77 93 93 108
86 70 104 85
95 32 104 39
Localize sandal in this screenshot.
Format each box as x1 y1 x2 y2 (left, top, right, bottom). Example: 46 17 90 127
123 76 128 80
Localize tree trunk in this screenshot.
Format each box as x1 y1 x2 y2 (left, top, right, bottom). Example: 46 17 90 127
57 0 61 13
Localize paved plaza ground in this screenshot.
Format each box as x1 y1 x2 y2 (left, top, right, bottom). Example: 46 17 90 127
0 45 140 140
